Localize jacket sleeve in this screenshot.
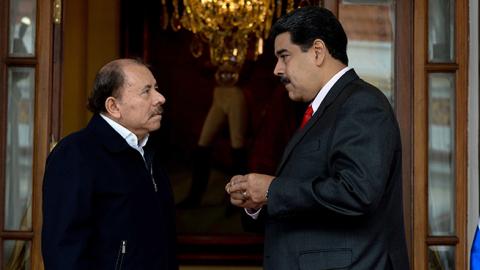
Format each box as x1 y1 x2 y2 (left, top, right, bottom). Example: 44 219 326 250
267 89 400 218
41 142 94 270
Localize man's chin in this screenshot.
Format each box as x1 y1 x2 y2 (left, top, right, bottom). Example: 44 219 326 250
148 123 161 132
287 91 302 102
147 117 162 129
150 114 162 121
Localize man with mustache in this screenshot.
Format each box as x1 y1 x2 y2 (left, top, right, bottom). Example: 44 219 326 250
226 6 409 270
42 59 178 269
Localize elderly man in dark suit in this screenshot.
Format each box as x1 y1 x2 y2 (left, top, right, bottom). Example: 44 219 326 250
226 6 409 270
42 59 178 270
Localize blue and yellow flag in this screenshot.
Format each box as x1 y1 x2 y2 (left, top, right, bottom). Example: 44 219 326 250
472 219 480 270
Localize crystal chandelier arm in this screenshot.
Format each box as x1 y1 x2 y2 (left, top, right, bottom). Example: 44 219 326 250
177 0 277 69
161 0 169 30
287 0 294 13
171 0 182 31
276 0 282 18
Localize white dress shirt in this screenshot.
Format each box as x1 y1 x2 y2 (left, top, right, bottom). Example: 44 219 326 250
100 114 149 158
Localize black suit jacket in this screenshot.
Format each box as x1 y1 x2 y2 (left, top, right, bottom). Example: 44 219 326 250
42 114 178 270
260 70 409 269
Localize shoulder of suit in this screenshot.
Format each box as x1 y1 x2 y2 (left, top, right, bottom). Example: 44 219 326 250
347 79 390 103
49 127 97 159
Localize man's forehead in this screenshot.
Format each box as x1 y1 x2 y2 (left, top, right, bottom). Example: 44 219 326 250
125 77 155 87
274 32 292 46
123 64 151 78
275 32 299 55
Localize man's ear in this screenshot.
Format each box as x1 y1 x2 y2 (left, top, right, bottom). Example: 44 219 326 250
105 96 121 119
313 39 326 65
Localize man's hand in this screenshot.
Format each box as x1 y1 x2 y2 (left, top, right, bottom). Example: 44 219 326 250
225 173 275 210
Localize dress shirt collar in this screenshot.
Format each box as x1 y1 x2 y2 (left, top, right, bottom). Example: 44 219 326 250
310 66 352 114
100 114 149 156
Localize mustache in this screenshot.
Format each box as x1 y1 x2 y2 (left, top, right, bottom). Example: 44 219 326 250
152 107 163 116
279 76 291 85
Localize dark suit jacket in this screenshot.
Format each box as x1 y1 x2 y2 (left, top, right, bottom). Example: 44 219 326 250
259 70 409 270
42 114 178 270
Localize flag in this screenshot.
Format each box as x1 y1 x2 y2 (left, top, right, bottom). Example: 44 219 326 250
472 218 480 270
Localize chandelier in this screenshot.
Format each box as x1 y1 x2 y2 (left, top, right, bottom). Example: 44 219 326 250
161 0 297 82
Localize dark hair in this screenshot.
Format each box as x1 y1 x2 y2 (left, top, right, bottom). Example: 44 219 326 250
270 6 349 65
87 58 144 114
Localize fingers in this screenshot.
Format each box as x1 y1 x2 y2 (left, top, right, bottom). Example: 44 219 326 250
226 175 247 194
225 182 231 194
230 190 245 201
230 190 249 207
225 182 246 195
229 189 264 209
230 197 246 207
226 173 272 210
230 175 247 187
228 185 251 208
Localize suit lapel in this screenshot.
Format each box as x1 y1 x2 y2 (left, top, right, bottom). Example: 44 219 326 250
275 69 359 175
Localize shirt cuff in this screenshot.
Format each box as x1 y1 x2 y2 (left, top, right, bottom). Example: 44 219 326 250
244 208 262 219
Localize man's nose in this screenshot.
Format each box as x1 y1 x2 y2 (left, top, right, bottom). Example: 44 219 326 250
273 60 283 77
153 90 166 105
